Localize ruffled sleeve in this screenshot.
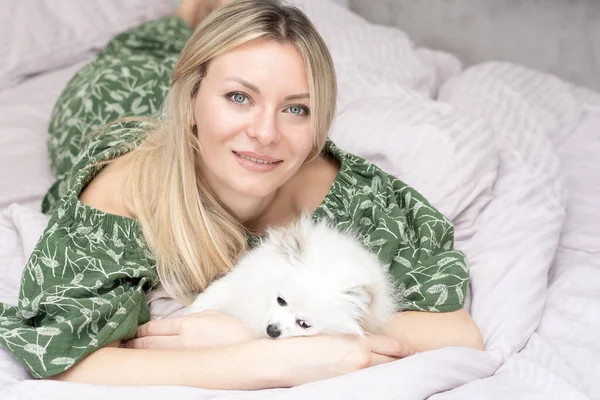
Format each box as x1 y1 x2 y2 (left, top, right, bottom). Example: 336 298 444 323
317 141 469 312
384 178 469 312
0 196 157 378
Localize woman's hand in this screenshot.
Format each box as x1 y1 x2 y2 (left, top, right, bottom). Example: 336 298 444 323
366 333 416 367
124 310 254 349
277 333 413 387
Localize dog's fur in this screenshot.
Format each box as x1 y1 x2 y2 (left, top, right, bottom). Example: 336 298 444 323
185 216 398 339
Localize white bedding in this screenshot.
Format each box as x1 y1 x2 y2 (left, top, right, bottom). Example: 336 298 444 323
1 1 599 399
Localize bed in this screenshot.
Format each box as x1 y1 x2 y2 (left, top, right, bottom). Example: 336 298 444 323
1 0 599 399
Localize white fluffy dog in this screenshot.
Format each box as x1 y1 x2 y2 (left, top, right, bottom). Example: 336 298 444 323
185 216 398 339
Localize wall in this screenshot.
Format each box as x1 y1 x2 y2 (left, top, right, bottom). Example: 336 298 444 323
349 0 600 92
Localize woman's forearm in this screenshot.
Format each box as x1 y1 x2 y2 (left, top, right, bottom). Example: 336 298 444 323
385 309 484 352
52 339 285 390
51 334 376 389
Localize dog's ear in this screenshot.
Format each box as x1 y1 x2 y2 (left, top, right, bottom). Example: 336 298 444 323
268 216 312 263
342 284 375 308
343 284 379 334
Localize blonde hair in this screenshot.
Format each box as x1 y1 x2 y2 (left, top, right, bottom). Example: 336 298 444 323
120 0 337 304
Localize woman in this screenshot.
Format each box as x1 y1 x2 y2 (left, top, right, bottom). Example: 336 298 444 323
0 0 483 389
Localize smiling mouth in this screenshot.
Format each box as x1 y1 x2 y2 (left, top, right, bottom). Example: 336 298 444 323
233 151 282 165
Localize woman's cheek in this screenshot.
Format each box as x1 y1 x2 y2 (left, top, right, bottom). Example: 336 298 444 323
287 125 314 156
201 107 245 142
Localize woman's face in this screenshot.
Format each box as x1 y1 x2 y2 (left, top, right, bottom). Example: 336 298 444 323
193 39 314 202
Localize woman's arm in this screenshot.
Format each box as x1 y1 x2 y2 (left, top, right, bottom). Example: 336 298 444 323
53 340 284 389
52 334 403 389
384 309 484 352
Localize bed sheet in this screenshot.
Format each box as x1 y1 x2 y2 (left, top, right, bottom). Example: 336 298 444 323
434 63 600 400
431 105 600 400
0 60 92 211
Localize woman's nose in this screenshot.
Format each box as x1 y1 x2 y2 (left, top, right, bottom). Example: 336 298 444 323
247 108 281 145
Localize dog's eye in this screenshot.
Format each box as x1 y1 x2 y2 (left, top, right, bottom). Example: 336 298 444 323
277 296 287 307
296 319 311 329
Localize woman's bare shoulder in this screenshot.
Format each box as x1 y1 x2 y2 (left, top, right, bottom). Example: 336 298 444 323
290 153 340 213
78 157 134 219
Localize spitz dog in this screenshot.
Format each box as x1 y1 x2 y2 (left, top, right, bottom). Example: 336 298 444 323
185 216 398 339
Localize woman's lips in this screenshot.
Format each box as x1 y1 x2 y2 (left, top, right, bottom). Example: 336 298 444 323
233 151 282 163
232 151 282 172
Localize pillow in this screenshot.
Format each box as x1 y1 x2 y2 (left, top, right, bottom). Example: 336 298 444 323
330 96 498 223
0 0 172 91
0 61 92 211
290 0 462 103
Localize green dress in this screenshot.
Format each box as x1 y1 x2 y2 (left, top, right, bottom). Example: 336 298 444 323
0 16 469 379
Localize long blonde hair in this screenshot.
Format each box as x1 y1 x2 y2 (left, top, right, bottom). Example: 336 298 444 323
120 0 337 304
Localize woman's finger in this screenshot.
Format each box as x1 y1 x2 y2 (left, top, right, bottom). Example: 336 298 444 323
135 318 183 338
124 335 182 349
364 334 413 358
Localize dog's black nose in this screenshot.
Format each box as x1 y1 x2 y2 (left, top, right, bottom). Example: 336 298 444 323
266 324 281 338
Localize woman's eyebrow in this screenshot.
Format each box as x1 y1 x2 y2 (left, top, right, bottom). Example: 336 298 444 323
225 77 309 101
284 93 310 101
226 77 261 93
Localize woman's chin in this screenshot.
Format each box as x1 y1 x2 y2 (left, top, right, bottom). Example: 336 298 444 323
235 186 278 199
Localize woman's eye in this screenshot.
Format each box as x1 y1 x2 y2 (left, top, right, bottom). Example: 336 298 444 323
228 92 250 105
277 296 287 307
296 319 311 329
285 105 309 116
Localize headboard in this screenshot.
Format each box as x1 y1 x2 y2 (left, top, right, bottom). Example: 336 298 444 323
348 0 600 92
